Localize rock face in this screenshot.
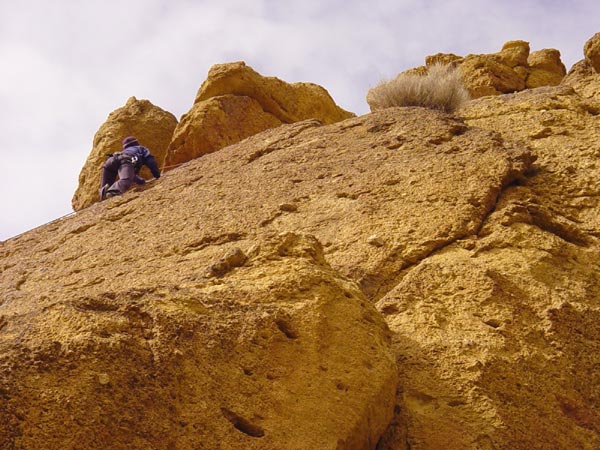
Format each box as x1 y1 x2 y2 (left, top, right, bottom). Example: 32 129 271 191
421 40 566 98
164 94 282 170
71 97 177 211
163 62 354 168
4 35 600 450
375 76 600 449
0 231 395 450
1 105 531 449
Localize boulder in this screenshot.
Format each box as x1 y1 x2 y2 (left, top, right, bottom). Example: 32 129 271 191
526 49 567 88
563 33 600 105
424 53 463 67
163 62 354 169
71 97 177 211
459 55 526 97
583 32 600 72
194 61 354 125
497 40 530 68
406 40 566 99
165 95 281 168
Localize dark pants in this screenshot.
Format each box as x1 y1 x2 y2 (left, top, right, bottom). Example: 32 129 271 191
99 156 136 199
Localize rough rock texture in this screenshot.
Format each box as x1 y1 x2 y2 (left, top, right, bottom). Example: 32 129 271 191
195 62 354 125
164 62 354 168
5 35 600 449
1 106 531 449
583 32 600 72
72 97 177 211
418 40 566 99
373 78 600 449
526 48 567 88
164 94 282 169
562 52 600 104
0 232 395 450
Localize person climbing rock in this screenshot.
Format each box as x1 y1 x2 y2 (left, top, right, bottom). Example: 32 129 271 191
99 136 161 200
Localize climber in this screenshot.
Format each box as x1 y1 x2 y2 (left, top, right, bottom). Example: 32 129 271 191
99 136 161 200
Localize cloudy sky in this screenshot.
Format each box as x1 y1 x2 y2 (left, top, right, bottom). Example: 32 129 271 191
1 0 599 241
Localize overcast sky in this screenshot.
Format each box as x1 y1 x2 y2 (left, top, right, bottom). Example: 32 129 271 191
1 0 599 241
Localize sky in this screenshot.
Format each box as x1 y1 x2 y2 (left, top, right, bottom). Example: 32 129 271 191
1 0 599 241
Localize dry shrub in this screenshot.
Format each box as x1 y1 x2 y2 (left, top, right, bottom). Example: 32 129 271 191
366 64 470 113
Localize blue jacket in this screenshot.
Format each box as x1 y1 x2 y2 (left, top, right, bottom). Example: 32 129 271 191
123 145 161 179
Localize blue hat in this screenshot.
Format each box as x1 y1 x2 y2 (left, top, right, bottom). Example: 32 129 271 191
122 136 139 149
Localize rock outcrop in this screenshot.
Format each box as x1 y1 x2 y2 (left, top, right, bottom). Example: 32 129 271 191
163 62 354 168
583 32 600 72
562 33 600 104
1 106 531 449
375 67 600 450
4 35 600 450
421 40 566 98
71 97 177 211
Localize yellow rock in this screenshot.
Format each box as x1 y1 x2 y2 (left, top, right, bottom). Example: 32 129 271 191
425 52 464 67
584 32 600 72
71 97 177 211
163 61 354 170
459 54 526 97
526 49 567 88
497 40 530 67
5 35 600 450
195 61 354 125
164 95 281 168
416 40 566 99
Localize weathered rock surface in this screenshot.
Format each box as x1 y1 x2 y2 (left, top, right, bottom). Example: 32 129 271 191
584 32 600 72
5 35 600 450
72 97 177 211
419 40 566 98
164 62 354 168
373 65 600 449
164 94 282 168
1 106 531 449
562 54 600 104
0 231 395 450
195 62 354 125
526 48 567 88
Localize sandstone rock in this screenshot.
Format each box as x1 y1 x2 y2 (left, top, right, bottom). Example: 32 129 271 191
4 76 600 449
562 57 600 104
377 222 600 449
583 32 600 72
1 107 532 448
0 232 396 449
164 62 354 169
526 49 567 88
371 78 600 449
413 40 566 99
461 85 600 236
71 97 177 211
497 40 530 67
195 62 354 125
164 95 281 168
425 53 463 67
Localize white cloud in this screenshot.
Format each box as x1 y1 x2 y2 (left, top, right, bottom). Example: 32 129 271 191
1 0 599 240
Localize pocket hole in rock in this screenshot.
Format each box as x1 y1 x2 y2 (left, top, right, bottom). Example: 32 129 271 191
275 319 298 339
221 408 265 438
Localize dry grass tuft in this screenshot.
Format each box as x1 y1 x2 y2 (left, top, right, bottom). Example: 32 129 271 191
367 64 470 113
